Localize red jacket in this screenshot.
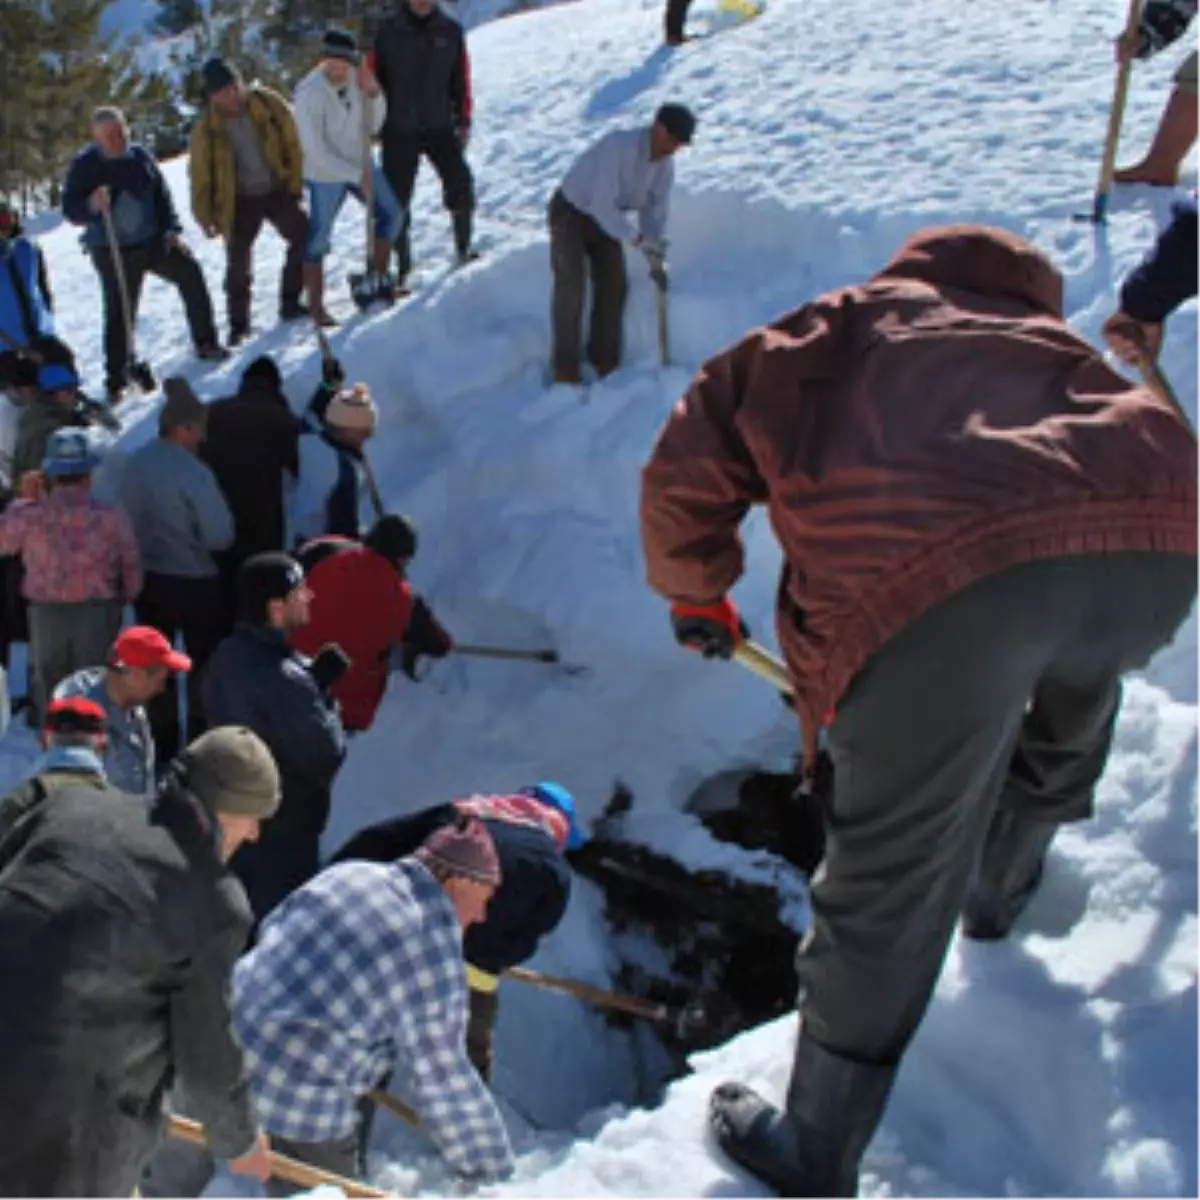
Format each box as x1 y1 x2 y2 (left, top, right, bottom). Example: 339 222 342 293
641 224 1197 766
291 537 413 732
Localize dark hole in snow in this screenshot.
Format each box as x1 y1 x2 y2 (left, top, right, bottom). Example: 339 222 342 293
565 759 831 1099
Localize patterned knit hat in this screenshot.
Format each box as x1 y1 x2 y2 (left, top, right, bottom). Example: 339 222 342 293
415 816 502 887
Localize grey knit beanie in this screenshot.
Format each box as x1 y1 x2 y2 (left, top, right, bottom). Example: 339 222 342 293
180 727 281 820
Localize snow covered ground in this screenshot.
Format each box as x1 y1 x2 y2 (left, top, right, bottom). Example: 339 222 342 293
3 0 1197 1194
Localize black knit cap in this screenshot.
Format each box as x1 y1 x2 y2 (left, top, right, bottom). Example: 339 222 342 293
364 514 418 566
202 57 241 98
238 552 305 624
321 27 361 64
654 102 696 145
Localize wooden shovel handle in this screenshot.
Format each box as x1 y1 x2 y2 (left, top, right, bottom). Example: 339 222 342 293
1094 0 1145 220
732 639 793 695
167 1115 390 1198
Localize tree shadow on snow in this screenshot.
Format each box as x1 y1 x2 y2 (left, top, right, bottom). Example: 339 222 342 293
583 46 674 120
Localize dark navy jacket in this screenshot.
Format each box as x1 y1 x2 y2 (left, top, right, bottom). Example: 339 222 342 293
371 6 472 137
1120 195 1198 324
201 623 347 839
62 144 182 249
331 802 572 975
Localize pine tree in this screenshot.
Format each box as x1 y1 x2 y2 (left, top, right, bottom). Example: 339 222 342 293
153 0 203 37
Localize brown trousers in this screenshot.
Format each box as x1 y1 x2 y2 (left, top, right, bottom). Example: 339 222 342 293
548 190 627 379
225 188 308 330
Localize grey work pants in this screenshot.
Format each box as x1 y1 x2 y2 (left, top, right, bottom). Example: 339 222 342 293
800 551 1197 1065
27 599 123 722
548 190 627 379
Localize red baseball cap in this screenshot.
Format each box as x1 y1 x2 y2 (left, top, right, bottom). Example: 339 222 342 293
110 626 193 673
45 696 108 736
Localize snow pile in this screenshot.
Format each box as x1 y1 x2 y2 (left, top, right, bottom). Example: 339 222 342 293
2 0 1196 1193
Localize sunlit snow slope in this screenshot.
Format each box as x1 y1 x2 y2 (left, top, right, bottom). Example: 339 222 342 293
3 0 1196 1194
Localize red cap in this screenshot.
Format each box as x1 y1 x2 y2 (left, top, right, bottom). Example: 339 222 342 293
45 696 108 736
110 626 193 673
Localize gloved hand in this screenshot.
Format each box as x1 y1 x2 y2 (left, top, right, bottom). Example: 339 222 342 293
321 352 345 388
309 642 351 693
670 599 748 659
639 234 667 269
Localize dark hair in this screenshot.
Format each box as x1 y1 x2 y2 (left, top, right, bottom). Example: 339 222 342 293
48 472 89 487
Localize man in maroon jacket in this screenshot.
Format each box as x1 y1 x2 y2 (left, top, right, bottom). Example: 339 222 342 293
640 224 1197 1196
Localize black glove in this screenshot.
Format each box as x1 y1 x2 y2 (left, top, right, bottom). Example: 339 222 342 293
321 353 345 389
310 642 351 693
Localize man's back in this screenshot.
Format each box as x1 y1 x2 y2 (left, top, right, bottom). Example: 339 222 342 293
202 389 299 561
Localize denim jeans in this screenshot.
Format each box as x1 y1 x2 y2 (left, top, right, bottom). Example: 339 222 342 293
304 171 402 261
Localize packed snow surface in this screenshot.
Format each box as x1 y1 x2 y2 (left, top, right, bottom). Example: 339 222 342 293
4 0 1197 1194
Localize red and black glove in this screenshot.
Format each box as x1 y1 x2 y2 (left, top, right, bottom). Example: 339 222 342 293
670 599 748 660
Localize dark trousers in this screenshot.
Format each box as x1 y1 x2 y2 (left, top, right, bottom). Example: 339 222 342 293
134 572 226 764
230 826 322 929
0 554 27 669
91 240 217 393
800 551 1196 1071
226 188 308 331
548 190 627 379
466 985 500 1084
664 0 692 39
381 130 475 278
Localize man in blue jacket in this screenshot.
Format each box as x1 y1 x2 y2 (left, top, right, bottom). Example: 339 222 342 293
1103 195 1198 367
331 782 585 1082
0 200 76 396
203 551 348 926
61 107 228 404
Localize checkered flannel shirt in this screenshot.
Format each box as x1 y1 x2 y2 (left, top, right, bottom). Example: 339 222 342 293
233 859 514 1182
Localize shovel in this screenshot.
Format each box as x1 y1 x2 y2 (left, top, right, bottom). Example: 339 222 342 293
1078 0 1144 224
349 79 390 311
452 642 590 676
99 203 157 392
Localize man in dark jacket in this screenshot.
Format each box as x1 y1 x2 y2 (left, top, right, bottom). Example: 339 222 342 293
331 781 584 1081
0 726 278 1196
201 355 301 624
1103 194 1197 368
292 513 453 733
203 552 348 925
61 106 227 403
370 0 477 287
640 224 1198 1196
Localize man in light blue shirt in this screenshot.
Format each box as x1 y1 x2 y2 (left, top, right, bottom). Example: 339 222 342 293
549 102 695 384
119 377 235 762
54 625 192 795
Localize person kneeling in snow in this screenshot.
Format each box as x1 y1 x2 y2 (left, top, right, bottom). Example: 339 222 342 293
233 817 515 1193
291 513 453 734
331 781 586 1082
640 223 1198 1196
548 102 694 385
0 727 277 1196
0 697 115 847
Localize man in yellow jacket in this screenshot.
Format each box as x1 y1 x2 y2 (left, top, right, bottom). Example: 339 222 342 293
189 58 309 346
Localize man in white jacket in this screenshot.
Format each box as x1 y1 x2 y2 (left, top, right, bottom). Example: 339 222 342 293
293 29 403 325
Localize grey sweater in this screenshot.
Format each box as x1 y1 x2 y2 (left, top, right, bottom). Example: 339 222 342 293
559 126 673 243
119 438 234 578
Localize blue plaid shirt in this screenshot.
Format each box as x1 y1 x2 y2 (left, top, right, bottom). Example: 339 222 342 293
233 859 514 1182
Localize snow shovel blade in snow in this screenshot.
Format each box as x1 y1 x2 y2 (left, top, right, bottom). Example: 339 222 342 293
350 268 379 311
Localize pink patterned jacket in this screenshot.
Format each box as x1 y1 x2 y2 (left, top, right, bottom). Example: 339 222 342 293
0 485 143 604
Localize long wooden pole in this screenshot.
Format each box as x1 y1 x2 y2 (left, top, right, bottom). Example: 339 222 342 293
1092 0 1145 222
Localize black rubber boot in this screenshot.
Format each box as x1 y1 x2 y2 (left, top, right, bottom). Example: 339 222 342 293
961 807 1057 941
395 225 412 286
709 1032 897 1196
452 208 478 263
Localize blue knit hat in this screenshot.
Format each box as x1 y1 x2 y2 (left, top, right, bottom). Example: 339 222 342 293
38 361 80 394
522 782 587 850
42 427 101 478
